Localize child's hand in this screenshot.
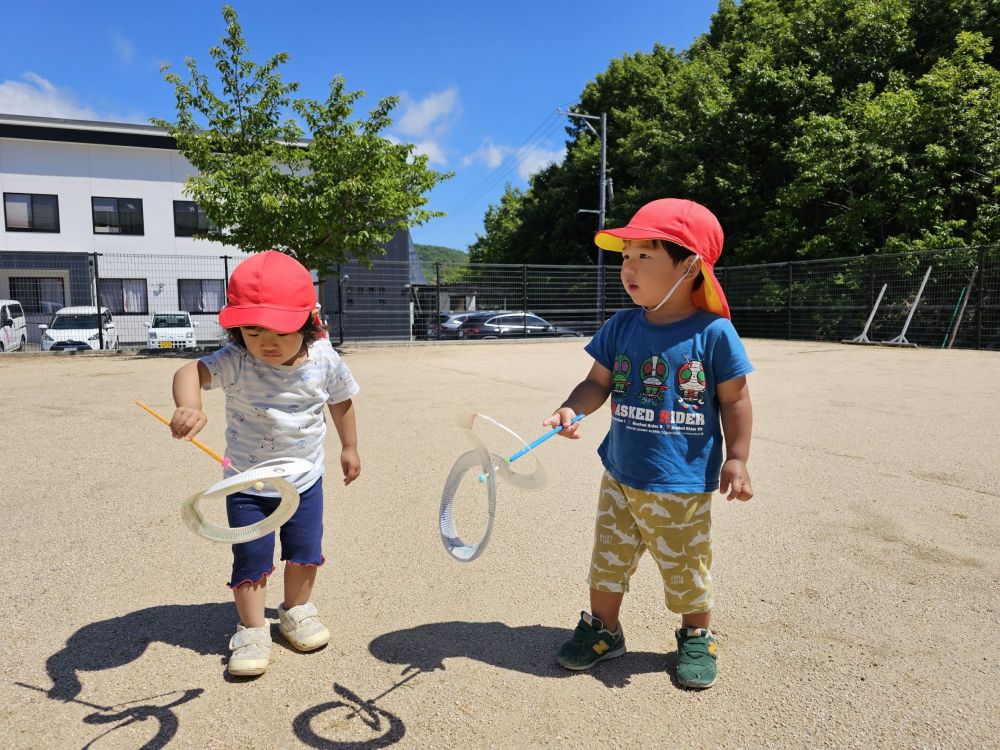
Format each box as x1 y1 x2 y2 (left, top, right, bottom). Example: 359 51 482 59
170 407 207 441
341 446 361 485
543 408 582 439
720 459 753 501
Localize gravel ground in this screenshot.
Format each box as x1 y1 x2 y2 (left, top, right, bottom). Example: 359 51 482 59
1 338 998 750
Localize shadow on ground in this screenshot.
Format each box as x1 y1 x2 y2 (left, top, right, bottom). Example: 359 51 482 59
369 621 670 689
16 602 274 749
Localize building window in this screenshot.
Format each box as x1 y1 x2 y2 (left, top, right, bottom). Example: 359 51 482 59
9 276 66 314
98 278 148 314
92 197 144 235
4 193 60 232
178 279 225 313
173 200 215 237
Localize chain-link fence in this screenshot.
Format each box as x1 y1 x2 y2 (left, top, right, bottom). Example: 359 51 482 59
719 246 996 349
1 246 997 352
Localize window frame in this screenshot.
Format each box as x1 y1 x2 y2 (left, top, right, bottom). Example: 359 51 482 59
177 278 226 314
91 196 145 236
98 277 149 315
172 200 214 237
8 276 67 314
3 192 61 233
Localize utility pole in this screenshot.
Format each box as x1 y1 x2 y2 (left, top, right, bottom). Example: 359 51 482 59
559 108 609 322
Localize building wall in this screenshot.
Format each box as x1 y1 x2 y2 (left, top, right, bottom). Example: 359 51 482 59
1 130 420 345
0 138 228 256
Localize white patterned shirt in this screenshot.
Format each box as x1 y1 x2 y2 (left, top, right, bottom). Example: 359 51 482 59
200 338 360 494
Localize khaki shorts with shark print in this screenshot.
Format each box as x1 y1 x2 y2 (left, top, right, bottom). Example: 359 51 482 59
588 471 713 614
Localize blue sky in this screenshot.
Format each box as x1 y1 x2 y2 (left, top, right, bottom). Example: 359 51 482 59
0 1 720 251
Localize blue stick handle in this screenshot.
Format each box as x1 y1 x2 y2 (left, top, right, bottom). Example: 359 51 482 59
507 413 586 464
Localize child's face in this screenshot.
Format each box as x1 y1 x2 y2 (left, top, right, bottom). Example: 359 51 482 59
239 326 306 366
620 240 696 308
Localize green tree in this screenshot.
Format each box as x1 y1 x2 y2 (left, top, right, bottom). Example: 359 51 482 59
475 0 999 265
154 5 451 270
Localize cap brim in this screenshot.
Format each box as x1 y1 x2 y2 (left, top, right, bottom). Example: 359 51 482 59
595 226 692 253
218 306 311 333
691 265 731 320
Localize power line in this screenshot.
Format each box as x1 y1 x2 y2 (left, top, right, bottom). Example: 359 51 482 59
438 110 567 221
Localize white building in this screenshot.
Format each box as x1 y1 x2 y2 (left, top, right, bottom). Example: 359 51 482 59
0 113 424 347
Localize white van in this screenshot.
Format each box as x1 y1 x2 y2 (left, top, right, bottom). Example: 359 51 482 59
39 306 118 351
0 300 27 352
146 311 198 349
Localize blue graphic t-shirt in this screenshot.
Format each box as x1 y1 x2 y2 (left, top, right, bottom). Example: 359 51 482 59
585 308 753 493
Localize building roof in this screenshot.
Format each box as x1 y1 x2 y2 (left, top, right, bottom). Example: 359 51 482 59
0 113 177 150
0 113 310 150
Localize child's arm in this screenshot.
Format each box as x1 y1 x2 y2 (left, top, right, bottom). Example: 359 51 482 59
543 361 613 439
170 360 211 441
328 398 360 485
717 375 753 501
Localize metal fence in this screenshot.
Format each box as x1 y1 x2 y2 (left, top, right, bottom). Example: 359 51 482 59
1 245 997 352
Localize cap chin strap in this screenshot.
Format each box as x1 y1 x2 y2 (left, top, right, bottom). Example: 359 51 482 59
643 258 700 313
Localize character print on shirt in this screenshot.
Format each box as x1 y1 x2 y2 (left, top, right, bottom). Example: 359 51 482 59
265 391 276 399
611 354 632 399
248 455 258 465
233 411 245 423
261 436 275 451
253 407 268 418
228 428 239 440
676 360 706 409
296 439 306 449
638 354 669 406
289 404 300 413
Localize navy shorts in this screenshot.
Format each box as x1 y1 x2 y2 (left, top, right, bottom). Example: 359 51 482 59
226 476 325 588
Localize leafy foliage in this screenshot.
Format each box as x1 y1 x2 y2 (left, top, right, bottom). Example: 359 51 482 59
154 5 451 270
414 244 467 265
476 0 1000 265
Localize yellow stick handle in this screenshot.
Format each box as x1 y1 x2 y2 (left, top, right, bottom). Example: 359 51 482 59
134 401 226 465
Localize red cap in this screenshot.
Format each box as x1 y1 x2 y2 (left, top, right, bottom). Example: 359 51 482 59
219 250 317 333
594 198 731 319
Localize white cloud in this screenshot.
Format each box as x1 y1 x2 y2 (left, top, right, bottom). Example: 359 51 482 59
389 88 461 167
514 144 564 180
396 87 460 138
462 139 508 169
0 73 145 122
0 73 100 119
112 33 134 65
411 140 448 167
463 138 565 181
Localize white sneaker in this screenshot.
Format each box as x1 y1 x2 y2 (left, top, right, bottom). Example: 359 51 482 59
227 624 272 676
278 602 331 651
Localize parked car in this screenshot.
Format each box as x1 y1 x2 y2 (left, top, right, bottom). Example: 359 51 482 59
0 299 27 352
457 312 582 340
39 306 118 351
146 311 199 350
426 310 498 339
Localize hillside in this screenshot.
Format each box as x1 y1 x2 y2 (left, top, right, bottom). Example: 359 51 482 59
415 244 467 266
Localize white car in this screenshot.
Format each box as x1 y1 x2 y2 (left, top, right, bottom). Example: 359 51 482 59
0 299 27 352
39 306 118 351
146 311 198 350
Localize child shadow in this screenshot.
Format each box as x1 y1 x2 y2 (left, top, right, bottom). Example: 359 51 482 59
368 621 669 688
44 602 276 701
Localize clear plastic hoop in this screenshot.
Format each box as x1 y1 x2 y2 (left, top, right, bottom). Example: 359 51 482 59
439 413 550 563
182 457 313 544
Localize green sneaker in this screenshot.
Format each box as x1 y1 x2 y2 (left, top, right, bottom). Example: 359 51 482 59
674 627 718 688
556 611 626 671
